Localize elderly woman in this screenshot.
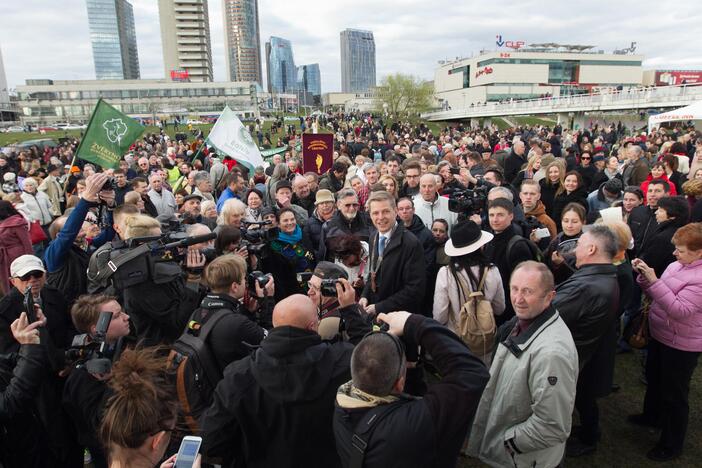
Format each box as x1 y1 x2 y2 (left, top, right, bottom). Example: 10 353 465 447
261 207 315 301
201 200 217 223
630 223 702 462
216 198 247 233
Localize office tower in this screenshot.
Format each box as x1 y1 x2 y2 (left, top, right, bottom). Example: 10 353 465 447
265 36 296 93
297 64 321 97
222 0 262 85
158 0 213 82
340 29 376 93
85 0 140 79
0 44 9 105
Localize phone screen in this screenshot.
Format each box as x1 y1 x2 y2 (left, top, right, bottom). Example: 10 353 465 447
174 437 201 468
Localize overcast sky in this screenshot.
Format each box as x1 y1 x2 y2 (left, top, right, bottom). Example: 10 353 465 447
1 0 701 93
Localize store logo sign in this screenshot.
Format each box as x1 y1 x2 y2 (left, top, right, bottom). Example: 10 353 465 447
496 34 525 50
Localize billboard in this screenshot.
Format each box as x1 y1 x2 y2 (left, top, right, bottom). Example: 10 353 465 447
655 70 702 86
170 69 190 82
302 133 333 175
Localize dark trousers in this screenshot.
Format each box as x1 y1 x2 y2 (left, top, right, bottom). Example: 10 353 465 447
643 338 700 452
574 378 600 445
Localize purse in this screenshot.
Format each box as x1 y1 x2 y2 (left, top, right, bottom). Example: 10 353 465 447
29 220 48 245
625 297 651 349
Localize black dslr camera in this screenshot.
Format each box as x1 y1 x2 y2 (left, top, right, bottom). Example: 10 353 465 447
101 176 117 191
320 279 340 297
247 270 272 294
241 220 279 258
65 311 124 374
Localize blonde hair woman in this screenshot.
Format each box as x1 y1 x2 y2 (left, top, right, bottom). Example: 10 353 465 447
513 153 542 189
378 174 398 199
539 159 566 215
217 198 247 230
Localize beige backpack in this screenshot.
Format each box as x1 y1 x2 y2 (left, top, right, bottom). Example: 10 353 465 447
448 266 496 356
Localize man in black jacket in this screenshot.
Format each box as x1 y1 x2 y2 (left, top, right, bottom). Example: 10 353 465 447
482 198 535 324
503 140 527 184
201 288 370 468
318 188 371 261
629 178 670 258
554 226 620 457
333 311 489 468
0 311 50 468
302 189 336 250
360 191 426 316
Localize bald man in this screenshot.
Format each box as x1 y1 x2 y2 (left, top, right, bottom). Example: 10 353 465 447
412 173 458 233
202 290 370 468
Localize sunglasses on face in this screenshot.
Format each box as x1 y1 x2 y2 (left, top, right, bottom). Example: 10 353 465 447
581 157 591 160
19 270 44 281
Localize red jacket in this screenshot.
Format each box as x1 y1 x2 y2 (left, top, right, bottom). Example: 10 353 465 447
0 214 33 294
640 173 677 204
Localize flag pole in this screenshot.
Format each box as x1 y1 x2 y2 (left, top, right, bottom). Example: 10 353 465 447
64 98 102 194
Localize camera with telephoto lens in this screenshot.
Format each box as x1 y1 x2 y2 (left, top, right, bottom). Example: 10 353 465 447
64 310 124 374
446 184 490 216
247 270 272 294
241 221 279 259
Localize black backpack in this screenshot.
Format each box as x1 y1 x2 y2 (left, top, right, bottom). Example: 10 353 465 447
168 308 231 433
506 235 545 264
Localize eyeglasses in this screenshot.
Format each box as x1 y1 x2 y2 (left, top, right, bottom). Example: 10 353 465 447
581 157 591 161
18 270 44 281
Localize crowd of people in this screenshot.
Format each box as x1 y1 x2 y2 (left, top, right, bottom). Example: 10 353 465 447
0 111 701 468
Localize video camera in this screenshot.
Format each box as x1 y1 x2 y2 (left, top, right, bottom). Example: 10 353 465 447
240 220 279 258
446 184 490 216
65 311 124 374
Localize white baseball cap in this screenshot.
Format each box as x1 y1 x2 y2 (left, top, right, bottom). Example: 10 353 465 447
10 255 46 278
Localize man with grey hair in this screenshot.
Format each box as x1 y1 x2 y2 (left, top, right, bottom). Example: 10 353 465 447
193 171 214 202
317 188 370 261
148 172 177 222
553 225 620 457
622 144 649 186
413 173 458 232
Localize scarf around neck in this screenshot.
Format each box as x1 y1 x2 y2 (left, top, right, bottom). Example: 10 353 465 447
278 225 302 244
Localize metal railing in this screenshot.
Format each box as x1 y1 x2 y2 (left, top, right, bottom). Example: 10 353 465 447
423 83 702 120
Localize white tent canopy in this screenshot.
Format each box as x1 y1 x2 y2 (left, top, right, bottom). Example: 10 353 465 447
648 101 702 131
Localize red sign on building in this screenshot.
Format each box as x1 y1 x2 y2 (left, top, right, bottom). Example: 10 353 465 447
170 69 190 82
655 70 702 86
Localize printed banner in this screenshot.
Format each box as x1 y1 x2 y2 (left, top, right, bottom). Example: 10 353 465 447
207 106 264 171
75 99 144 169
302 133 333 175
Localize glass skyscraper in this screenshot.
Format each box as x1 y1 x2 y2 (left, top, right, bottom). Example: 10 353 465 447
340 29 375 93
265 36 296 93
297 64 321 97
223 0 262 85
86 0 140 80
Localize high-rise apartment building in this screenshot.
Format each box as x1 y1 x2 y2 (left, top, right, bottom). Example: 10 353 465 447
297 64 321 97
85 0 140 80
340 29 376 93
158 0 213 82
222 0 262 85
265 36 296 93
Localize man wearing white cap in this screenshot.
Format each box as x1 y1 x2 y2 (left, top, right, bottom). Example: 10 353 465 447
0 254 73 355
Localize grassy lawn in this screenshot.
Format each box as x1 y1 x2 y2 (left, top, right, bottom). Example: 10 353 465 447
459 350 702 468
512 116 557 127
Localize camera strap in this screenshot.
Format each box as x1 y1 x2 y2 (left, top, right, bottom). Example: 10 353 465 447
103 243 151 279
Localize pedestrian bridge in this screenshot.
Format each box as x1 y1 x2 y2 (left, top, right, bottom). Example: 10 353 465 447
422 84 702 121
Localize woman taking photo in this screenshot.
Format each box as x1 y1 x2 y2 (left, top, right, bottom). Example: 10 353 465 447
539 159 566 216
261 207 315 301
551 171 588 232
629 223 702 462
544 203 586 284
432 221 505 364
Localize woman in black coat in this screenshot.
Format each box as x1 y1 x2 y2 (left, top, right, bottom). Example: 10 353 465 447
639 196 690 277
551 171 589 232
539 159 566 216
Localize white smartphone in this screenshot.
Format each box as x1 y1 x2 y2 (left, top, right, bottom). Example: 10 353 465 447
174 435 202 468
534 228 551 240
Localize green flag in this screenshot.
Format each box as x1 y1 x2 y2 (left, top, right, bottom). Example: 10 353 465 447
75 99 144 169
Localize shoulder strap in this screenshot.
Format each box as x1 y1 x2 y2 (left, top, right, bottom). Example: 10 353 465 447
102 243 151 279
195 308 232 340
349 402 404 468
476 266 488 293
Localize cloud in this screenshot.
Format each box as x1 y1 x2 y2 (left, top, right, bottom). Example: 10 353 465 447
1 0 701 94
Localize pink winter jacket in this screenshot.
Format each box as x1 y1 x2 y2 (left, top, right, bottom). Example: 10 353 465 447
638 258 702 352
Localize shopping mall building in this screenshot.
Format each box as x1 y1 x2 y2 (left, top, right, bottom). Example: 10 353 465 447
434 44 644 110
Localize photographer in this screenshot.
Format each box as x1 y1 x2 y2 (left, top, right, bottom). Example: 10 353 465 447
62 294 132 468
308 262 366 341
0 311 49 468
117 215 202 345
333 311 489 468
191 254 274 373
44 172 116 305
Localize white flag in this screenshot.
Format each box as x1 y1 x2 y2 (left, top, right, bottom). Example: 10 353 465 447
207 106 264 170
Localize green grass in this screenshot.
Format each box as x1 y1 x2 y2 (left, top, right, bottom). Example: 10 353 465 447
0 119 304 148
511 116 557 127
459 351 702 468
